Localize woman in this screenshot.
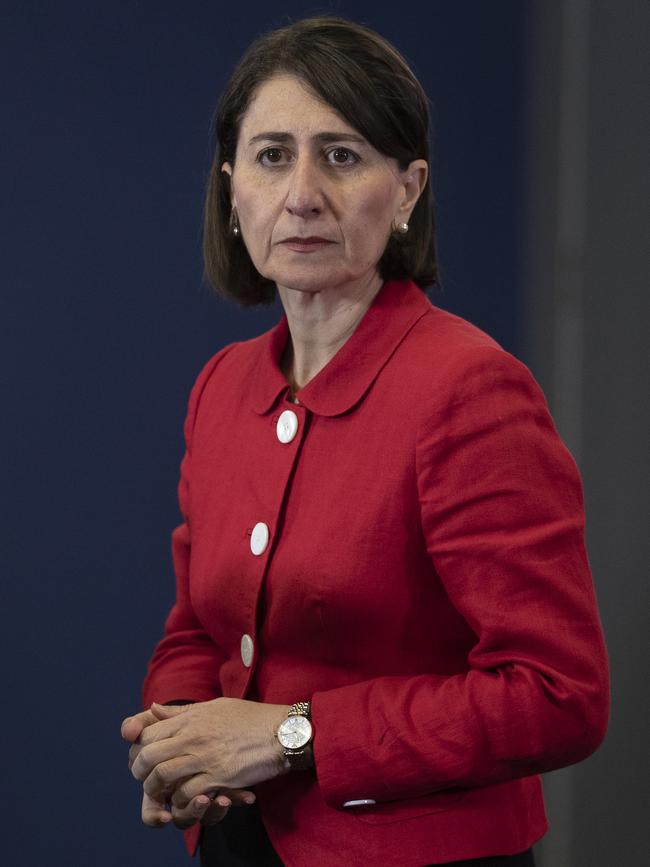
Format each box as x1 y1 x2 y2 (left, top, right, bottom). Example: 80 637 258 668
121 17 609 867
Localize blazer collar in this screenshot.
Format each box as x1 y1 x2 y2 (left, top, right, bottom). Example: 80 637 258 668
250 279 432 417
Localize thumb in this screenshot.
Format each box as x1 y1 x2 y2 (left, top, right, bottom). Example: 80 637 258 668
150 702 191 720
121 709 158 742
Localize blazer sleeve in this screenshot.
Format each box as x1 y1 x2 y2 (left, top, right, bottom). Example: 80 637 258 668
311 346 609 807
142 346 236 708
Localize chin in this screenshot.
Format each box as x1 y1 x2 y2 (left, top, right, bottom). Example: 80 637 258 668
265 266 349 295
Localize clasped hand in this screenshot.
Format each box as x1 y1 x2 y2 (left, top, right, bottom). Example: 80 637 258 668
121 697 290 829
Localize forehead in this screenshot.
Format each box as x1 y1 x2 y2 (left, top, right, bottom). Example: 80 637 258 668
238 74 360 141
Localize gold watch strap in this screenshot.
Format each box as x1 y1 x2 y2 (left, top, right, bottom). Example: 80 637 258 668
282 701 313 770
288 701 311 718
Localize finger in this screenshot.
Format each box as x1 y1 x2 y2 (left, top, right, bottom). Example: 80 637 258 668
150 702 190 720
143 756 203 801
137 715 185 748
171 773 217 810
170 780 255 812
121 709 159 743
131 737 187 782
200 798 232 827
198 789 256 827
170 786 255 809
128 741 142 770
228 789 256 806
172 790 250 830
128 727 177 770
172 796 225 830
141 791 172 828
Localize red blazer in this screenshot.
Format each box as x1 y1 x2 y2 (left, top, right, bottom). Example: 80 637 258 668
143 278 609 865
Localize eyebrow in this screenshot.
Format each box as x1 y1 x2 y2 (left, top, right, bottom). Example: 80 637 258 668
247 131 367 147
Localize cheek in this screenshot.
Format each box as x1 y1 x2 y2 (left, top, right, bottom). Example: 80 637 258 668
348 183 396 251
232 169 270 227
235 187 275 262
236 187 263 230
353 174 397 220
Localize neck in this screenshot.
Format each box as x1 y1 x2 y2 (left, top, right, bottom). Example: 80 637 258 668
277 272 383 393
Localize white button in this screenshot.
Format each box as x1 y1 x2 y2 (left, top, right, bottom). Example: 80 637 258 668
343 799 377 807
240 634 254 667
250 522 269 556
276 410 299 444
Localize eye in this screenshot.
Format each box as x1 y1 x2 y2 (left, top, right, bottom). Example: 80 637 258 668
257 147 288 166
325 147 359 167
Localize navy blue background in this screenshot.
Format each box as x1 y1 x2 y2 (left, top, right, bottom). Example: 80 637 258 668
1 2 527 864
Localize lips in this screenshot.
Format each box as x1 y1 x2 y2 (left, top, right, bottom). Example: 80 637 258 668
281 236 334 245
279 235 336 253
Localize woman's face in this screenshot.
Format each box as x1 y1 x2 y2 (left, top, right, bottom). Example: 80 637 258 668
222 74 427 297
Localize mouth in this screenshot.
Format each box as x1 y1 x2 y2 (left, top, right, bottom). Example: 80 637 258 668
280 236 335 251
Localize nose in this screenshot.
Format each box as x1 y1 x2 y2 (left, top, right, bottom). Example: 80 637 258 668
284 156 324 218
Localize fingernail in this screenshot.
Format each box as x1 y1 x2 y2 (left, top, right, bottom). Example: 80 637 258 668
244 795 255 804
216 796 231 807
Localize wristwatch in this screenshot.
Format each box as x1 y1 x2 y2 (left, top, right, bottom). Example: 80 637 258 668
276 701 313 770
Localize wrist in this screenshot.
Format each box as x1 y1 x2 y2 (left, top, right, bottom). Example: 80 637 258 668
271 705 292 774
276 701 314 771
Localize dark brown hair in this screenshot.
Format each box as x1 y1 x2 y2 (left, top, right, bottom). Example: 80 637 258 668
203 16 437 305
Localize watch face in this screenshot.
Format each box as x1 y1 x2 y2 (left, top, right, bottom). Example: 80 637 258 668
278 715 312 749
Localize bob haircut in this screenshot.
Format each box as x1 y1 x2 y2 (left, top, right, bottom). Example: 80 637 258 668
203 16 437 305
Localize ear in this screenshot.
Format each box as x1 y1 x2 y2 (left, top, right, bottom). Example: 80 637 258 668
396 159 428 222
222 161 235 206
